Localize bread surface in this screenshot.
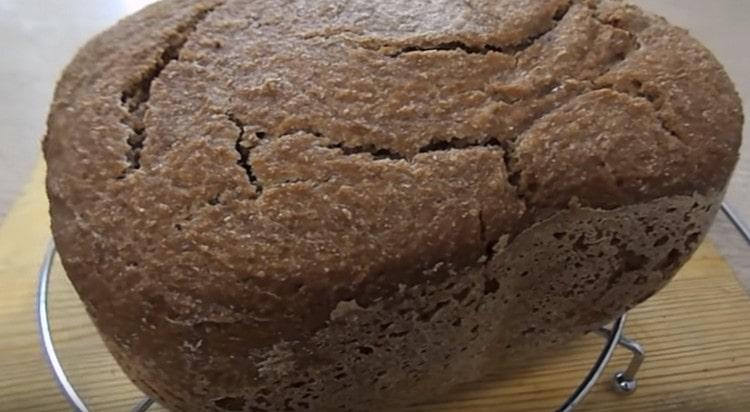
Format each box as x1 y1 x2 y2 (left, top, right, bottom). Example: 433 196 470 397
44 0 743 410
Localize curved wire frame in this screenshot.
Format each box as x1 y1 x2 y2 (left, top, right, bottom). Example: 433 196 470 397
557 315 626 412
36 242 88 411
722 202 750 245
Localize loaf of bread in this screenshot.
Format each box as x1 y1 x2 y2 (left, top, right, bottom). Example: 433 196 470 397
44 0 742 410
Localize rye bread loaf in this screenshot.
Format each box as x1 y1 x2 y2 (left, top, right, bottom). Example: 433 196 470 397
44 0 743 410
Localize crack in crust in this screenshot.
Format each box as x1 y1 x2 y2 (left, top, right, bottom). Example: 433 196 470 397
384 1 572 57
232 0 646 200
229 113 265 194
589 3 684 144
386 41 506 58
118 4 221 179
116 0 691 257
228 38 648 210
326 136 502 161
230 127 506 189
117 0 657 209
593 82 685 143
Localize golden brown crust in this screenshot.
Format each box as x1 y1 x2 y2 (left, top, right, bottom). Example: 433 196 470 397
44 0 742 410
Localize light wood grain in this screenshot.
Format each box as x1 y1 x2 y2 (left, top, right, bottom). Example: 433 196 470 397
2 163 750 411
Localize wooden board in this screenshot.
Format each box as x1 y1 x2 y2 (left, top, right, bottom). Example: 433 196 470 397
2 162 750 411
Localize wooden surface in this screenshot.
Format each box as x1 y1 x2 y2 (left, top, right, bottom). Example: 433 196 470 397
2 163 750 412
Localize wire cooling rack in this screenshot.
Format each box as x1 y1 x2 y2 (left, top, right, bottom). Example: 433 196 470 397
36 202 750 412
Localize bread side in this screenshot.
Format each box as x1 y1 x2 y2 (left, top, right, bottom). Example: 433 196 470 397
103 193 718 411
44 0 742 410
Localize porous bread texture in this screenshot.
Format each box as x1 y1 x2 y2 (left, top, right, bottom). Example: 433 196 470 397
105 193 718 411
43 0 742 410
202 195 716 412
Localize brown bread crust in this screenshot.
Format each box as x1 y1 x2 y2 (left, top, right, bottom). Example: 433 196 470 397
44 0 742 410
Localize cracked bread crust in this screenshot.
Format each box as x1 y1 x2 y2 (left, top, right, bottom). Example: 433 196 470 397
43 0 742 411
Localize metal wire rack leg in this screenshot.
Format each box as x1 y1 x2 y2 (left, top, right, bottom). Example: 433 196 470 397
36 240 155 412
557 314 642 412
593 321 646 395
36 242 87 411
613 335 645 393
132 397 155 412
